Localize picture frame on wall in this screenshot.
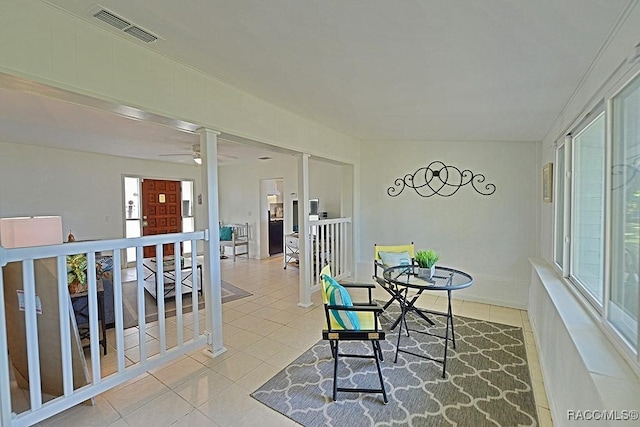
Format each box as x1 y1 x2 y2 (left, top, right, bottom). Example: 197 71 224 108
543 162 553 203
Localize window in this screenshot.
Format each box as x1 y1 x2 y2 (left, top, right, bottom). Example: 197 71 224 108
181 180 195 254
124 176 141 265
554 144 566 269
609 73 640 349
554 71 640 361
570 112 606 305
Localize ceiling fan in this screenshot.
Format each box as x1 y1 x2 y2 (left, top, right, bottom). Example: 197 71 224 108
158 144 202 164
158 144 240 164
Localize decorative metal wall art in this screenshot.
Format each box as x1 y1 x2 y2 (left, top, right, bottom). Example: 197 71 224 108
387 160 496 198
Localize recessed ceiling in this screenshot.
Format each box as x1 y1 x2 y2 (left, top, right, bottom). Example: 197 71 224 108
40 0 633 143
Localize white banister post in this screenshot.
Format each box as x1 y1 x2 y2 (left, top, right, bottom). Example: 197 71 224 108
298 154 312 307
0 252 13 427
197 128 226 357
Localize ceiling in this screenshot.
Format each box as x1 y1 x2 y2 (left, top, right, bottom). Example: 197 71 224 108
2 1 635 162
0 82 291 165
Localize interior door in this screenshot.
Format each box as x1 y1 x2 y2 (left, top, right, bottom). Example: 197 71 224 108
142 179 182 258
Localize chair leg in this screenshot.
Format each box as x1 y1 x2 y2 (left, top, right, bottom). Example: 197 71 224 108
329 340 337 358
381 297 395 311
332 341 339 401
374 340 384 361
371 341 388 404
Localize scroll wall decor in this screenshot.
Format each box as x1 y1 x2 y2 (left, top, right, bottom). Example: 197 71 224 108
387 160 496 198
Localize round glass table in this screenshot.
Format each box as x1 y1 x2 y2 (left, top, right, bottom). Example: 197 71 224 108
382 265 473 377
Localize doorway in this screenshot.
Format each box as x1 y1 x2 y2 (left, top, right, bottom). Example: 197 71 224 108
141 179 182 258
124 176 195 264
263 178 284 256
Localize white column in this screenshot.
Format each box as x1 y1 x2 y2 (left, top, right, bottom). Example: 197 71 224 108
197 128 226 357
298 154 312 307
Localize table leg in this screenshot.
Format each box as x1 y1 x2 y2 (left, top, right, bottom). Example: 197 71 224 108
394 288 408 363
448 289 456 349
98 290 107 356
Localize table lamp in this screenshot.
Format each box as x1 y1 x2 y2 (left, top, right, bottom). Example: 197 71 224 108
0 216 63 248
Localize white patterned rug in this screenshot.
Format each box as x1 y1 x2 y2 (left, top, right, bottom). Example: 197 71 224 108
252 304 538 426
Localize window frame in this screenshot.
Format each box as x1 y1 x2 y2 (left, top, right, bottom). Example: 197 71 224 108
553 65 640 367
569 110 607 310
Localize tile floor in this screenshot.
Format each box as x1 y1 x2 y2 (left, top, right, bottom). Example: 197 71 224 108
11 256 552 426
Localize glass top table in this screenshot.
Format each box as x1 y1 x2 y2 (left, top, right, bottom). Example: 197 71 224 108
383 265 473 292
382 265 473 377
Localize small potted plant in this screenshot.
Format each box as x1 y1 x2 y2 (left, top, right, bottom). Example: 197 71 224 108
67 254 105 294
415 249 439 280
67 254 88 294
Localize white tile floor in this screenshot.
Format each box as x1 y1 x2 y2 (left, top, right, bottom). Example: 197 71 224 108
11 256 552 426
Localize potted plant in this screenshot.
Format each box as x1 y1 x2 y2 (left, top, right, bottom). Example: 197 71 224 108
415 249 439 280
67 254 88 294
67 254 105 294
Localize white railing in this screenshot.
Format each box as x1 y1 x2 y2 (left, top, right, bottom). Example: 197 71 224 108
0 232 210 427
307 217 352 288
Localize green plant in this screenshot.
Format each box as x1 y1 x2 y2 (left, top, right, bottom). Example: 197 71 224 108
415 249 439 268
67 254 106 294
67 254 88 286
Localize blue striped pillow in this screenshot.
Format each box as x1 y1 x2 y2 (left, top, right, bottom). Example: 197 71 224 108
322 274 360 330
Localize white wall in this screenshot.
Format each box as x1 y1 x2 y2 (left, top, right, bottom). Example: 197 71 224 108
358 140 538 308
308 158 344 219
0 142 201 241
217 156 346 259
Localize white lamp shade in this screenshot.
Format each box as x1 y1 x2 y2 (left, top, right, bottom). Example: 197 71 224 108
0 216 63 248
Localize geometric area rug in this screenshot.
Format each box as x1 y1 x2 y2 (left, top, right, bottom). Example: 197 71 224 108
251 304 539 426
121 279 252 329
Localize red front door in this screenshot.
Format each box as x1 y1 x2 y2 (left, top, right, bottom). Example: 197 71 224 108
142 179 182 258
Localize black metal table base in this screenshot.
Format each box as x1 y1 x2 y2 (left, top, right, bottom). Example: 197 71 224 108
71 290 107 355
394 290 455 378
379 266 473 379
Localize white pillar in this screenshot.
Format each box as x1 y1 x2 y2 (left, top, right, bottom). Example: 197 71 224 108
197 128 226 357
298 154 313 307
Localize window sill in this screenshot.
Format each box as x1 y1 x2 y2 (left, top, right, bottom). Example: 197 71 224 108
529 259 640 424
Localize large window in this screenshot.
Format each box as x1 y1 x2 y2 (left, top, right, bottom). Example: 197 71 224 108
554 71 640 360
609 73 640 348
571 112 606 305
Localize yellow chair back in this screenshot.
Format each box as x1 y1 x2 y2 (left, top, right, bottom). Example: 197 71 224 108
319 264 332 305
374 243 415 261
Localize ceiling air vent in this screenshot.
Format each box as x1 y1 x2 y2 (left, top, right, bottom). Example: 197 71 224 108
91 7 159 44
93 9 130 30
124 26 158 43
